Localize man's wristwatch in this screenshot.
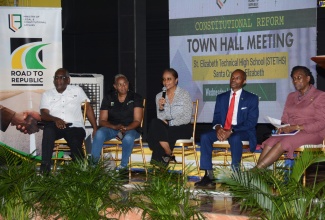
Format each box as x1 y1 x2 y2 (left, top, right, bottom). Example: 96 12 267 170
231 128 234 133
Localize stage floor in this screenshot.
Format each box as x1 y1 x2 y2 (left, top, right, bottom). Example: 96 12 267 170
124 171 250 220
122 159 325 220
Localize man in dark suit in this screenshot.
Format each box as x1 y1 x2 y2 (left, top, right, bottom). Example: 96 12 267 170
195 69 259 187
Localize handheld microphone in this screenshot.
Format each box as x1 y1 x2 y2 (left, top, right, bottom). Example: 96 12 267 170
162 87 167 99
159 87 167 111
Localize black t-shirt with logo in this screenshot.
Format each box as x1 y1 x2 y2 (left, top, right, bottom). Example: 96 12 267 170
100 91 143 126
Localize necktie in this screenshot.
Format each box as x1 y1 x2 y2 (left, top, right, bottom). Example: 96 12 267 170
224 92 236 130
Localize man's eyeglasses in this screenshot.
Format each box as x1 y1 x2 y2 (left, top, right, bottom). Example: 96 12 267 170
54 76 69 80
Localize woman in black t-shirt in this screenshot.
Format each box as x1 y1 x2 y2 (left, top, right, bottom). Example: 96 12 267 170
91 74 143 168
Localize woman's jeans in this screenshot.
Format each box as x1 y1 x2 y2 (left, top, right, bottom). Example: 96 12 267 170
91 127 140 167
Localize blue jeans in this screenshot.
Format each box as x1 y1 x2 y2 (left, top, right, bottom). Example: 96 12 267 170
200 129 249 170
91 127 140 167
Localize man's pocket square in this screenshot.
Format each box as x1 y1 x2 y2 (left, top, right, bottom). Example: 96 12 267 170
241 107 247 110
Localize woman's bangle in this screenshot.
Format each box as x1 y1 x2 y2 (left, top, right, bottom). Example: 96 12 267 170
159 108 164 112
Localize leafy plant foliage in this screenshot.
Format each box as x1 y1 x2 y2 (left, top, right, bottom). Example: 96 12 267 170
131 165 205 220
29 160 130 219
0 146 38 220
0 147 205 220
218 150 325 220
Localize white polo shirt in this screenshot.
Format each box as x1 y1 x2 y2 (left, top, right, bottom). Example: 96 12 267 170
40 85 89 129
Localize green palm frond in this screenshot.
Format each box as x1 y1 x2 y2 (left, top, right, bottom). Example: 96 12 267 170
132 164 205 220
28 159 129 219
218 150 325 220
219 168 290 219
0 146 39 219
291 149 325 183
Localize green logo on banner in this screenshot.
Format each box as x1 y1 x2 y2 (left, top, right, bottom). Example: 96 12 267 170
203 83 276 101
10 38 49 70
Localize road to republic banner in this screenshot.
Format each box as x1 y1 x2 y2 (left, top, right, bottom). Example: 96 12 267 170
0 7 62 154
169 0 316 123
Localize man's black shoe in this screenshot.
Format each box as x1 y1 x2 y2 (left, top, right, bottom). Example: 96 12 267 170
162 154 177 163
194 175 216 188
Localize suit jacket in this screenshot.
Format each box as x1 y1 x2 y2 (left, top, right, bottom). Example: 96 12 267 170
212 90 259 151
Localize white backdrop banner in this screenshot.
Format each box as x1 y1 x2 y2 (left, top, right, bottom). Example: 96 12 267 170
0 7 62 154
169 0 317 123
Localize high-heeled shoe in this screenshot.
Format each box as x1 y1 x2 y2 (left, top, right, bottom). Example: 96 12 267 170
162 154 177 163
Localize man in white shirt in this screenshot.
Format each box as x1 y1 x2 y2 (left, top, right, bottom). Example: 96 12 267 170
39 68 97 173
